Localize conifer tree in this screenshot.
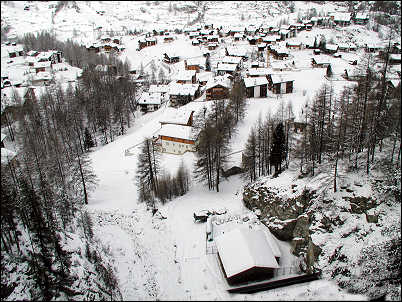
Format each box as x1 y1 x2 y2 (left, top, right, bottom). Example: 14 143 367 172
270 122 286 176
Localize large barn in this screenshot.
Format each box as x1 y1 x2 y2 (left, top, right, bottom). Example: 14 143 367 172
243 77 268 98
215 228 280 285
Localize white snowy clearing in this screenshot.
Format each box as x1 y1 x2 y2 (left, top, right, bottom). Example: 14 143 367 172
85 98 366 300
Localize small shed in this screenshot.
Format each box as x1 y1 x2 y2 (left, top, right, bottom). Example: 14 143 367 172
311 56 331 68
215 228 279 285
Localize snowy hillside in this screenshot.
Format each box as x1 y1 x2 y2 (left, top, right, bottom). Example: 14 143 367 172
1 1 400 301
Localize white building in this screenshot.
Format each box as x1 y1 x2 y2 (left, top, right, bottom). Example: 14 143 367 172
157 124 196 154
215 227 280 285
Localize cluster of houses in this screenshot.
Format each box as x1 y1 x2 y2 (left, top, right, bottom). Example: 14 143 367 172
86 35 125 53
1 42 68 89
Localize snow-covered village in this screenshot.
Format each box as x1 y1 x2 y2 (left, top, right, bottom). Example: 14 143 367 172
1 1 401 301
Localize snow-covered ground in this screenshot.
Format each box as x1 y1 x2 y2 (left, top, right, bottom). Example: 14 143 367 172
84 96 367 300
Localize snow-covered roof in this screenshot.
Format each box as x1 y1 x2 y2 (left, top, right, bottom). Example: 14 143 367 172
333 12 351 22
312 56 331 65
36 50 57 60
215 228 279 278
243 76 268 88
165 51 180 58
355 12 369 20
159 107 194 125
149 84 169 94
34 61 51 68
271 60 289 70
389 54 401 61
186 56 205 67
231 26 244 32
1 132 6 142
263 36 278 42
221 56 242 65
168 83 199 96
137 92 162 105
326 44 338 51
226 46 247 57
287 41 302 46
217 63 236 72
247 68 273 77
270 74 294 84
159 124 194 141
205 75 231 90
197 71 213 82
234 33 243 38
34 72 52 80
175 70 196 81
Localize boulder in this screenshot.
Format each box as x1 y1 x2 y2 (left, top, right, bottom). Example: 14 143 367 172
264 217 297 241
222 166 243 177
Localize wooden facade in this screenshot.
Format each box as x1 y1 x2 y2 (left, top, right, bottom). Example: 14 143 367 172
206 85 229 100
217 253 275 285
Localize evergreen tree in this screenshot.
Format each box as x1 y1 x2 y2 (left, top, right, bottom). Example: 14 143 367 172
84 127 95 151
136 138 160 209
270 122 286 176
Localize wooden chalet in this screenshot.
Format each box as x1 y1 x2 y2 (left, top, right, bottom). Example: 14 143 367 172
257 42 267 52
247 36 258 45
112 37 121 44
168 83 200 107
36 50 63 64
87 44 100 53
136 92 162 113
197 71 213 86
205 76 231 100
207 35 219 43
234 32 244 41
332 12 352 26
221 56 243 69
100 36 111 43
325 44 339 54
138 39 147 50
33 61 52 74
243 77 268 98
286 41 302 50
389 54 401 65
146 37 157 47
164 52 180 64
268 74 294 94
175 70 197 84
208 43 218 50
270 47 290 60
185 57 205 73
365 43 383 53
216 63 237 76
354 12 369 25
246 68 271 79
311 56 331 68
